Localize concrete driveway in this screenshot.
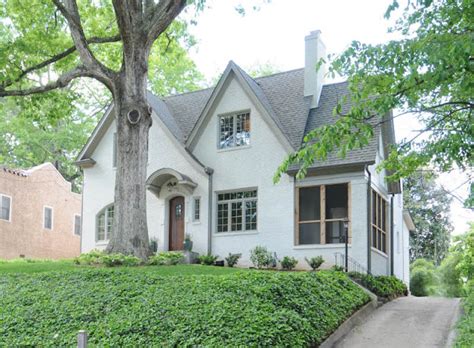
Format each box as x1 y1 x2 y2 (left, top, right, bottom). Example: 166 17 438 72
335 296 461 348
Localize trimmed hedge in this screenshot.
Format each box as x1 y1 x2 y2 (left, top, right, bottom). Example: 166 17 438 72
0 270 369 346
348 272 408 299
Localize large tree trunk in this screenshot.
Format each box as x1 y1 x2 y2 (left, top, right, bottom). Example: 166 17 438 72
106 54 152 259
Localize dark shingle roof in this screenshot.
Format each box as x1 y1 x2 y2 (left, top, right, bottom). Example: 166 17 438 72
154 63 378 169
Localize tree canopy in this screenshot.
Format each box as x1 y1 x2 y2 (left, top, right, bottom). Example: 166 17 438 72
404 170 453 264
0 1 203 191
274 0 473 201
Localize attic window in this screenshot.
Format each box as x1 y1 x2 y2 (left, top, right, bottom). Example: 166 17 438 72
218 111 250 149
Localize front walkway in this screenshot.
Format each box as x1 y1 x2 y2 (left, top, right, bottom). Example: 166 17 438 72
335 296 461 348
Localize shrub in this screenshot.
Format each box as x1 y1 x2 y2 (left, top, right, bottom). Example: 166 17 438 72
148 251 184 266
305 256 324 270
225 253 241 267
348 272 408 299
198 254 218 265
281 256 298 270
331 265 344 272
410 259 436 296
73 250 141 267
73 250 106 265
455 280 474 347
100 253 141 267
437 253 464 297
0 270 370 346
249 246 274 269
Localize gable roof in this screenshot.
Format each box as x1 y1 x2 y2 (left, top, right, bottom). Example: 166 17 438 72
77 61 396 178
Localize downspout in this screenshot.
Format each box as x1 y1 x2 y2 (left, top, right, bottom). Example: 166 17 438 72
365 165 372 275
390 194 395 276
204 167 214 255
79 169 84 254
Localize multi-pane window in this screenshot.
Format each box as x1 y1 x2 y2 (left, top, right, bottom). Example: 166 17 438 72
371 189 388 253
44 207 53 230
217 190 257 233
193 197 200 222
297 184 349 245
97 205 114 241
219 112 250 149
74 215 82 236
0 194 11 221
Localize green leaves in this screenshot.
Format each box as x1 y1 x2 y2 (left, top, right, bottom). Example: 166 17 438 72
0 269 369 346
276 0 473 197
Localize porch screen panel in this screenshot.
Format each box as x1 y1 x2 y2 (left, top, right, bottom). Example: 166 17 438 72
325 184 348 244
298 186 321 245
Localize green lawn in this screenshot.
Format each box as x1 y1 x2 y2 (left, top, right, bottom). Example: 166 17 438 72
0 261 370 347
0 259 242 275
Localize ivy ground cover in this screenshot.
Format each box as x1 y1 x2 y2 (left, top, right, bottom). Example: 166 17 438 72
0 268 369 347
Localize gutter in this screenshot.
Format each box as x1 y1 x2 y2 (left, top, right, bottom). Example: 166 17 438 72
365 165 372 274
204 167 214 255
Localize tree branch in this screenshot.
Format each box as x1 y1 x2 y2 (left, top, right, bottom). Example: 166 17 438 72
2 35 121 89
0 66 94 97
144 0 187 49
52 0 115 89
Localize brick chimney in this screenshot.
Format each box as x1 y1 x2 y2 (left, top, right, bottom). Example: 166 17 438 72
304 30 326 108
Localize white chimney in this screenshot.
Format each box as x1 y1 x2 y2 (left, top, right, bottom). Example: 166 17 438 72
304 30 326 108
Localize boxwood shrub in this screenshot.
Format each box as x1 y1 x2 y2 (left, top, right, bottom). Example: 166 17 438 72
0 270 369 346
348 272 408 299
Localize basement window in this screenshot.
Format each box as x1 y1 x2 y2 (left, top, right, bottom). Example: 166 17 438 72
218 111 251 149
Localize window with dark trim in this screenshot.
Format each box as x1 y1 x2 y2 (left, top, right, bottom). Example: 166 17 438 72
217 190 257 233
218 111 250 149
74 215 82 235
97 205 114 241
44 207 53 230
296 184 349 245
0 194 11 221
193 197 200 222
371 189 388 253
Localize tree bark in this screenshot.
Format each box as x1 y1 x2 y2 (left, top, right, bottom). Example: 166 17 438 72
106 75 152 259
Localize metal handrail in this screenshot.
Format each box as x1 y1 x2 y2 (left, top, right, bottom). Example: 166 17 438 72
334 252 369 274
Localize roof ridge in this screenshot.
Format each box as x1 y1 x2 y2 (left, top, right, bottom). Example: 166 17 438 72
159 67 307 100
161 85 214 99
254 67 304 81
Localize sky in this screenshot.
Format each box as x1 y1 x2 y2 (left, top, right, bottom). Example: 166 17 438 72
185 0 473 236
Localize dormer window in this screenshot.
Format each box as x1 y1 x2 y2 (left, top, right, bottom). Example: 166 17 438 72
219 111 250 149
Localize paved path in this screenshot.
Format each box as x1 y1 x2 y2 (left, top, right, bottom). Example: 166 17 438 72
335 296 461 348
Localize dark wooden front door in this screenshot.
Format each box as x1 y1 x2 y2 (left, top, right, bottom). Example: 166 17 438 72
169 196 185 251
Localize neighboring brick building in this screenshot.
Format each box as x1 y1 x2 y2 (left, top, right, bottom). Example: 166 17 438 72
0 163 81 259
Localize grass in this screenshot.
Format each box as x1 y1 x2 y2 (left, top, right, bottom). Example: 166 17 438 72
0 260 370 346
0 259 243 275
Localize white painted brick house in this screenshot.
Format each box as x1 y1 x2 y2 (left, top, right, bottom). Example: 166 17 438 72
76 31 413 283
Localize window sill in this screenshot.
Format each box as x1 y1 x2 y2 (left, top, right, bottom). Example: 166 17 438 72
213 230 258 237
192 221 201 225
96 241 109 246
217 145 251 153
371 247 388 258
293 243 351 250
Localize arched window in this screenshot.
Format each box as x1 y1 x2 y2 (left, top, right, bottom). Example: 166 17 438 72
96 204 114 242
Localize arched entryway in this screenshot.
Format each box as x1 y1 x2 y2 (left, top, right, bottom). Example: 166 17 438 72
169 196 185 251
146 168 197 251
